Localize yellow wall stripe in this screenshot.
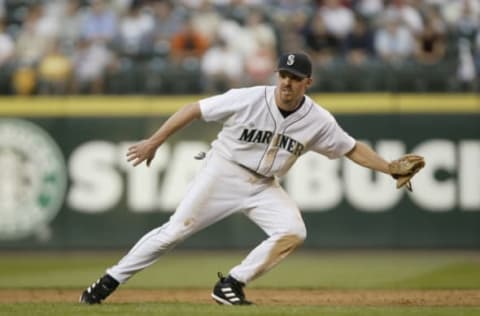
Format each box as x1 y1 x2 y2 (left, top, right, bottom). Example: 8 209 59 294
0 94 479 116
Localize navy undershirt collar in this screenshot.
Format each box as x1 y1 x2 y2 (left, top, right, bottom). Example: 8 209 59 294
278 96 306 118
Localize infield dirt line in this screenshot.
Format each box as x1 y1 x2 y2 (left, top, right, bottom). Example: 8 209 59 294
1 289 480 306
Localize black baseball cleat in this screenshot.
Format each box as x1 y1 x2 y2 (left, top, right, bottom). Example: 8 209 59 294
79 274 119 304
211 272 253 305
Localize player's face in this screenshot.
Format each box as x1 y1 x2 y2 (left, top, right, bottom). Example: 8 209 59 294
276 71 312 110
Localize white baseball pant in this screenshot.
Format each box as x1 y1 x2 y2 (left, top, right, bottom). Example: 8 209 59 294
107 150 306 284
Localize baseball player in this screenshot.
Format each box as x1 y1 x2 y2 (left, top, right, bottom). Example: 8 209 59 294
80 52 420 305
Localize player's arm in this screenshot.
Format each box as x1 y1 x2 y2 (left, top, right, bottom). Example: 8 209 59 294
345 141 390 174
127 102 202 167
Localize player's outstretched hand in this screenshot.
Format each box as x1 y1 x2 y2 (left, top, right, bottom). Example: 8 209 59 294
127 139 157 167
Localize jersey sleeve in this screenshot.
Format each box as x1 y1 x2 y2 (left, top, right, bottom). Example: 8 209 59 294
311 115 356 159
199 89 246 123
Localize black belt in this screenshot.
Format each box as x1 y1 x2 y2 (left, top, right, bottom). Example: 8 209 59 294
237 163 274 180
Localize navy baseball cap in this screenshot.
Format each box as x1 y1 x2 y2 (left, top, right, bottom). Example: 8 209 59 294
277 52 312 78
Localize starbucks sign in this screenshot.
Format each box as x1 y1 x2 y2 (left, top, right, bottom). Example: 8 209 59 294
0 119 67 240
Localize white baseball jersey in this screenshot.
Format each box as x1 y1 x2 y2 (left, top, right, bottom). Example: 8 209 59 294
200 85 356 177
106 85 356 287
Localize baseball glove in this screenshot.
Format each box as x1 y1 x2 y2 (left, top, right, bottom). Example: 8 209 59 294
388 154 425 192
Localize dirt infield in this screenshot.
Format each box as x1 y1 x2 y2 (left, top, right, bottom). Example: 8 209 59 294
1 289 480 306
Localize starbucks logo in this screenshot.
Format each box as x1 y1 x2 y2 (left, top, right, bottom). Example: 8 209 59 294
0 119 67 240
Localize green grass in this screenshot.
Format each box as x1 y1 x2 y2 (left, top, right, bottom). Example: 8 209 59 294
1 304 480 316
0 250 478 289
0 250 479 315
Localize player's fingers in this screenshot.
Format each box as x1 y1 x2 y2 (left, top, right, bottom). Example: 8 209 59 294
127 155 137 162
126 151 143 164
126 148 137 157
132 157 145 167
146 157 153 167
127 144 137 153
126 148 137 158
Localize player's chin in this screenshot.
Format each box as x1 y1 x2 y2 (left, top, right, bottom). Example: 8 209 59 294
280 91 294 101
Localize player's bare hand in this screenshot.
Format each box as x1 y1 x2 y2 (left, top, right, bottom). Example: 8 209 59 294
126 140 157 167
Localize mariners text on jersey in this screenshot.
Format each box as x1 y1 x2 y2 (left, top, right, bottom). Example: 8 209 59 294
199 86 356 177
238 128 305 157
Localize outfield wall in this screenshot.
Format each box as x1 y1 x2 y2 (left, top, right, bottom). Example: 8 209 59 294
0 94 479 249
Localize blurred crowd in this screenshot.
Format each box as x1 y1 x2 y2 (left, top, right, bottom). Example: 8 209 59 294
0 0 479 95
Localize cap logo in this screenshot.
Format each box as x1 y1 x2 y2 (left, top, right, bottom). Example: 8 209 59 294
287 54 295 66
